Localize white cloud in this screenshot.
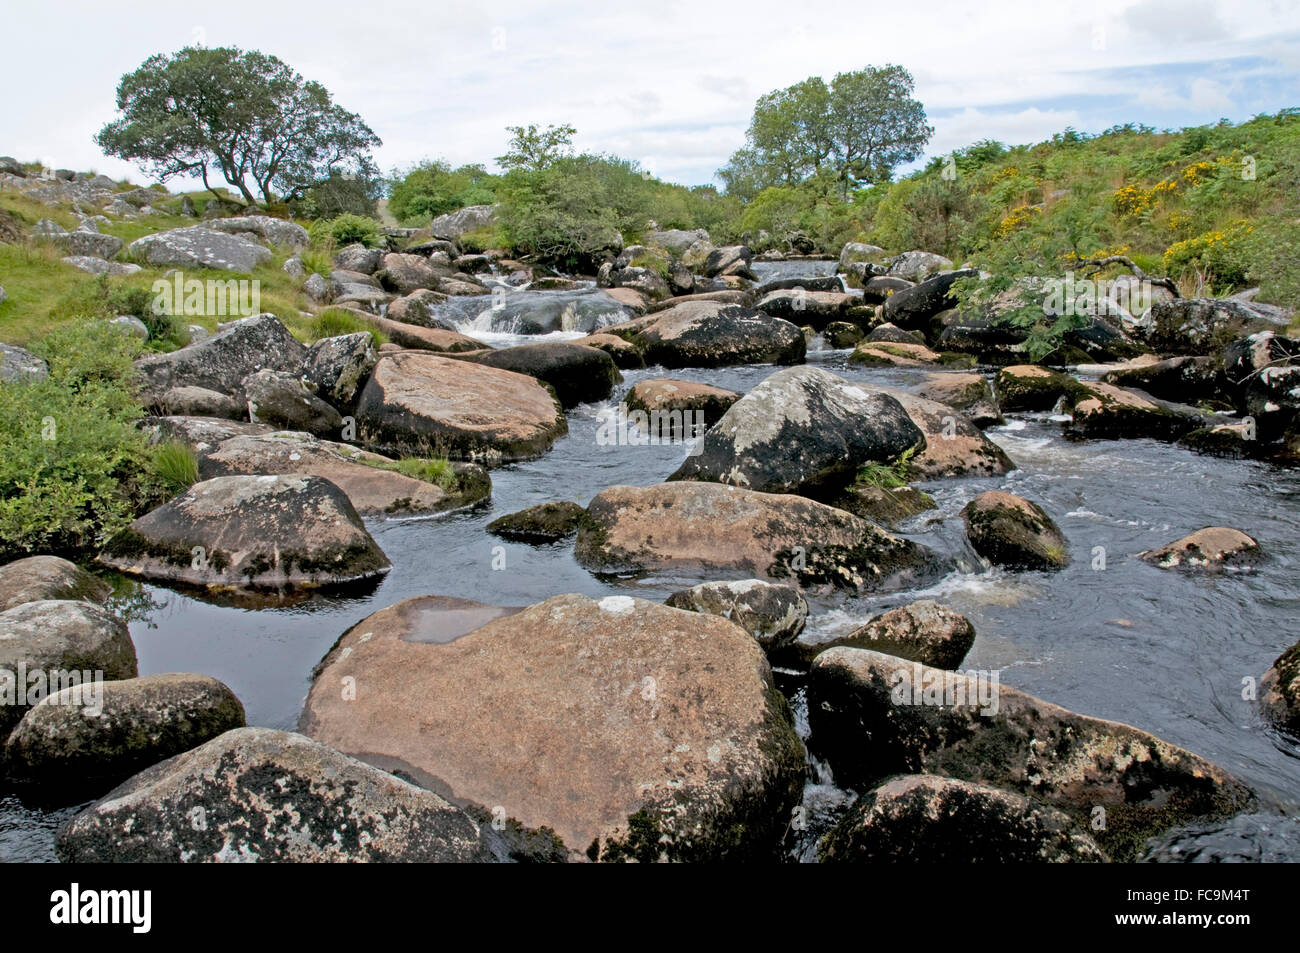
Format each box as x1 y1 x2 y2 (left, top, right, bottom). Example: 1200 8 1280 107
1 0 1297 188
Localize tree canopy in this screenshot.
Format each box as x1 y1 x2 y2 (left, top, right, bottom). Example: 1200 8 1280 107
96 46 381 207
496 123 576 172
719 65 932 199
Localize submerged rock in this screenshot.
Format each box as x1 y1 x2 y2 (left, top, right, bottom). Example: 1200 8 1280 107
486 501 585 543
807 648 1256 861
56 728 499 862
300 593 805 861
576 482 950 591
98 475 390 589
664 579 807 652
1138 527 1262 571
819 774 1106 862
961 490 1069 570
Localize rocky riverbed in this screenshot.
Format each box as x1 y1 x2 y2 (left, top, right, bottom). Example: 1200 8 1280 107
2 237 1298 862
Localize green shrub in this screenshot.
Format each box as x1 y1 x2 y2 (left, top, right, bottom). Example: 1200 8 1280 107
388 160 497 225
308 213 385 249
455 225 503 254
0 323 164 560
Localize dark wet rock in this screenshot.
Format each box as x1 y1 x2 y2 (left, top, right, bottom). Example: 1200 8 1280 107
134 314 307 407
820 774 1106 862
202 433 489 517
669 366 923 497
755 290 855 330
576 482 951 591
486 501 585 543
754 275 845 296
301 332 377 415
665 579 807 652
823 321 864 348
1138 527 1261 571
866 322 925 345
633 301 805 368
470 342 622 408
56 727 499 862
1261 640 1300 736
1223 332 1300 442
1177 422 1263 459
962 490 1069 570
128 226 272 272
355 351 567 464
299 593 804 861
5 673 245 787
994 364 1087 411
882 269 976 328
806 648 1256 861
1067 381 1207 441
1100 355 1223 405
0 600 137 735
624 378 739 427
827 484 936 530
98 474 390 589
242 368 343 436
938 312 1031 364
860 275 914 302
0 556 110 612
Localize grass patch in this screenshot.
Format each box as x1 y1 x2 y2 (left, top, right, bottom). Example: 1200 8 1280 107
365 456 457 490
149 440 200 495
307 308 387 347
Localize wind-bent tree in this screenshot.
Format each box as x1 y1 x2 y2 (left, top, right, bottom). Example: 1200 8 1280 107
96 46 381 207
719 64 932 195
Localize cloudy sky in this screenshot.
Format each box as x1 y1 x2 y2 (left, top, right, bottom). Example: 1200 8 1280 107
5 0 1299 189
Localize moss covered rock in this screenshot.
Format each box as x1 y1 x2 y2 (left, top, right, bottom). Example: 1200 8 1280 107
962 490 1069 570
486 501 585 543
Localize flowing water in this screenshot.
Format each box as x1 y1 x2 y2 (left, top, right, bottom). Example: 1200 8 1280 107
3 259 1297 861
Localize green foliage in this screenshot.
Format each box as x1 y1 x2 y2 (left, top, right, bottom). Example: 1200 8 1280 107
455 225 504 254
366 455 457 490
856 446 916 488
290 163 383 219
496 123 576 173
496 153 648 268
308 213 385 249
0 323 164 560
307 308 387 347
97 45 381 206
737 173 869 254
719 65 932 197
388 160 497 225
150 439 200 494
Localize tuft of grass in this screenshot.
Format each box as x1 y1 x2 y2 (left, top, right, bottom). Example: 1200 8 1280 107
365 456 457 490
299 244 336 277
307 308 387 347
150 440 200 495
